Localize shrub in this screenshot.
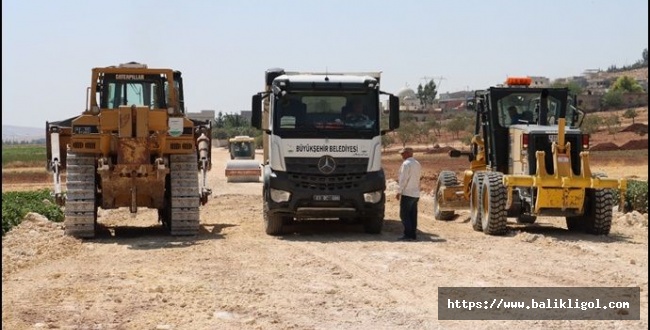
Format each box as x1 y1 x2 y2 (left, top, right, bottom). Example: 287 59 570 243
611 180 648 214
2 189 63 236
581 115 602 134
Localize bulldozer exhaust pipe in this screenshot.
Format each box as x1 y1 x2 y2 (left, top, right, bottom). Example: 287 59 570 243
197 133 212 204
49 128 63 204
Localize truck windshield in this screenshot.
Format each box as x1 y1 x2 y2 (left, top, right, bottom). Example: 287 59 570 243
274 93 378 135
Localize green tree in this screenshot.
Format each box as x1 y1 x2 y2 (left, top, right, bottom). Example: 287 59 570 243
551 80 583 95
416 79 437 110
423 114 442 136
223 113 249 128
381 134 394 150
214 111 225 128
611 76 644 93
604 114 621 135
396 120 418 147
622 108 638 124
212 128 229 140
601 90 624 109
415 124 431 144
581 115 602 134
426 133 438 148
445 115 472 139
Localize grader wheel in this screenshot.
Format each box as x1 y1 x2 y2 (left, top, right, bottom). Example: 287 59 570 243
433 171 459 221
480 172 508 235
470 172 485 232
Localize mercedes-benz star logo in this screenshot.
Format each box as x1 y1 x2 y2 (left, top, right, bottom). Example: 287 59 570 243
317 155 336 174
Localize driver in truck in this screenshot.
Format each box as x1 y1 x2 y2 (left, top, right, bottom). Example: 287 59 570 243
345 99 370 122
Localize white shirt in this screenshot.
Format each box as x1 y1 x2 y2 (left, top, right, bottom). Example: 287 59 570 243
398 156 421 198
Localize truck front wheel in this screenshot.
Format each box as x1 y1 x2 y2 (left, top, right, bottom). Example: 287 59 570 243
263 193 284 235
363 216 384 234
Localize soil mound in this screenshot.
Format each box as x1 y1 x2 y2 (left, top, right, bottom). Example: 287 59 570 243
426 145 457 154
619 139 648 150
620 123 648 135
590 142 620 151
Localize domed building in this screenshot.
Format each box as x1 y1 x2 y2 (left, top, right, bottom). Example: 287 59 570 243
396 85 420 112
397 86 417 100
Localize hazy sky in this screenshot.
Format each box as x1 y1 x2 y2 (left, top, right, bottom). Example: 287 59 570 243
2 0 648 127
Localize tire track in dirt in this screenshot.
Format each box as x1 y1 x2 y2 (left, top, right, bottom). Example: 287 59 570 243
285 238 439 327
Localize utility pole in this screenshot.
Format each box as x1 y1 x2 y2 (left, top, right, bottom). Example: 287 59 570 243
420 76 446 90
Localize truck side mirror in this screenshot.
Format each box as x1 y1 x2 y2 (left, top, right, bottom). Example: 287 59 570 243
389 95 400 130
251 94 262 129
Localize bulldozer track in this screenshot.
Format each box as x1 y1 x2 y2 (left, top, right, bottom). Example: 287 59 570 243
64 153 97 238
169 154 201 236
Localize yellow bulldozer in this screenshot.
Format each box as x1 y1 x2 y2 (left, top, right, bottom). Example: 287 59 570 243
433 77 626 235
46 62 212 238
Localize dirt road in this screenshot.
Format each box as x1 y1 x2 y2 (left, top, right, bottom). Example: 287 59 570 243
2 147 648 329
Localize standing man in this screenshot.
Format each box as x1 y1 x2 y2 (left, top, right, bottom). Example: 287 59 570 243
396 147 422 241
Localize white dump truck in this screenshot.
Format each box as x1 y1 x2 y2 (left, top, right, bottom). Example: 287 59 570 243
251 68 400 235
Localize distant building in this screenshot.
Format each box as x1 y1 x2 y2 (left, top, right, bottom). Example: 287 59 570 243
187 109 215 122
529 76 550 87
240 110 252 123
396 85 420 112
439 90 473 112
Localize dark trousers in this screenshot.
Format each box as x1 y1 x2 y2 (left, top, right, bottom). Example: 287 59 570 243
400 195 419 238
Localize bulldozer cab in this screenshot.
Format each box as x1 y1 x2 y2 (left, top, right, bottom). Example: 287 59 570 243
95 65 184 113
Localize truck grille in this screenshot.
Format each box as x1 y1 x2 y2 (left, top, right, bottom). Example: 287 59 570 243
285 157 369 191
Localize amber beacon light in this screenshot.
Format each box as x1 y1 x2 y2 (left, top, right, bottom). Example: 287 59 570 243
506 76 532 86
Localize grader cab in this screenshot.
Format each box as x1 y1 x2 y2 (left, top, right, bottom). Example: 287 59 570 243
46 62 212 238
433 77 626 235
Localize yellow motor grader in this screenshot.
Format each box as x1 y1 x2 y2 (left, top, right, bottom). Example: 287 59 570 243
433 77 626 235
46 62 212 238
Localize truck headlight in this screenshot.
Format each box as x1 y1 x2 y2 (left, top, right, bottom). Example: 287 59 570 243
270 188 291 203
363 191 383 204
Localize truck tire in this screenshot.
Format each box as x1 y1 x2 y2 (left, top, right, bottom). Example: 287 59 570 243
470 172 484 231
263 192 284 235
565 215 583 232
583 188 614 235
565 173 613 235
64 152 97 238
480 172 508 235
167 154 201 236
363 217 384 234
433 171 458 221
363 206 385 234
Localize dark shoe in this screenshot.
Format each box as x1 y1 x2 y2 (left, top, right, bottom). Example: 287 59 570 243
397 236 416 241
